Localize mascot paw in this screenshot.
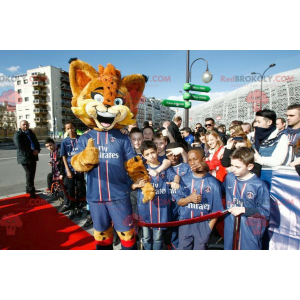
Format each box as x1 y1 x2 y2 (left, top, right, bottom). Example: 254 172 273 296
141 182 155 203
81 138 99 165
71 138 99 172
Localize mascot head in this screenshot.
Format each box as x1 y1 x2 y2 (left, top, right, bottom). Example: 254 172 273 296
69 58 147 131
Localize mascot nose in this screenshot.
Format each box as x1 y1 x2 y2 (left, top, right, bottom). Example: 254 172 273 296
103 98 112 107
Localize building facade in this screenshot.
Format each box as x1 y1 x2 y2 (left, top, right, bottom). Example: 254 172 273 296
136 96 176 128
13 65 86 136
178 68 300 129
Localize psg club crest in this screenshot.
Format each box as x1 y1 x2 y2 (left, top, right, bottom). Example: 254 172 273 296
160 173 165 179
110 137 115 142
205 186 211 193
181 172 186 176
246 192 254 199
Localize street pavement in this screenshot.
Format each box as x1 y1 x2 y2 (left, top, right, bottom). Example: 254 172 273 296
0 142 52 197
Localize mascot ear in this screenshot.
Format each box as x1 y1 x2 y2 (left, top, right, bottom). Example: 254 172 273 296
122 74 148 116
69 59 99 105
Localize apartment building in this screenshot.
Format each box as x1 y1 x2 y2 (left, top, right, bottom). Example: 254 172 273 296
14 65 86 136
136 96 176 128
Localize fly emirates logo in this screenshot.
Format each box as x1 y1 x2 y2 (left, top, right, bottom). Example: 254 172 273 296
98 145 119 159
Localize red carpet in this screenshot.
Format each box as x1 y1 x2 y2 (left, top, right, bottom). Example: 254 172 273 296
0 194 95 250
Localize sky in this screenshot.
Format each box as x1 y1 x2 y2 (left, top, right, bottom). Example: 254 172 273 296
1 50 300 107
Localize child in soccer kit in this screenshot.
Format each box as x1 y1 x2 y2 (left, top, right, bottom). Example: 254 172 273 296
60 122 86 218
223 147 270 250
165 142 191 250
133 141 182 250
175 148 223 250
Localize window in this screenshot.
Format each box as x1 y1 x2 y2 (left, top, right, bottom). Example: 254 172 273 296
25 105 29 110
19 116 23 119
25 97 29 102
26 114 30 119
17 80 21 85
24 79 28 84
17 89 22 94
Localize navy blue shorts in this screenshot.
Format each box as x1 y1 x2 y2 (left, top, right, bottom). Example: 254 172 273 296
178 221 212 250
89 198 133 232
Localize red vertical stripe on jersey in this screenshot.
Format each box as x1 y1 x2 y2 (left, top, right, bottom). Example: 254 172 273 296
240 183 247 198
105 131 108 144
191 211 194 218
106 160 111 201
97 132 102 202
176 167 179 175
191 179 195 194
200 179 204 194
233 180 237 196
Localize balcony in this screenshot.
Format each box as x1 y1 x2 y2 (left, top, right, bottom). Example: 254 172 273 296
34 108 48 114
61 100 71 107
61 92 72 99
33 90 47 96
31 72 45 78
60 76 69 83
34 117 48 123
61 85 71 91
32 81 47 87
62 108 73 115
33 99 47 105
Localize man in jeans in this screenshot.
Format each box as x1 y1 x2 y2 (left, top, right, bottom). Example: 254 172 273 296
13 120 41 198
253 109 289 167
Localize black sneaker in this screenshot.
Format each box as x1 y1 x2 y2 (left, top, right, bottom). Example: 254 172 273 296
83 215 93 227
77 209 83 218
68 210 76 219
58 205 70 213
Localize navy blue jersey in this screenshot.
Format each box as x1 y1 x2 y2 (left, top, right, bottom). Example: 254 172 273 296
60 135 80 172
158 154 167 163
172 162 190 177
76 129 136 202
178 172 223 220
223 173 270 250
137 164 185 230
169 163 191 220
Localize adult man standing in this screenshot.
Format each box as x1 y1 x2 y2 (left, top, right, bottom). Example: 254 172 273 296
276 118 286 131
284 104 300 164
253 109 289 167
13 120 41 198
167 116 188 147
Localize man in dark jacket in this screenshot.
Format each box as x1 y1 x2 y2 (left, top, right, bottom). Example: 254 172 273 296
13 120 41 198
167 116 188 148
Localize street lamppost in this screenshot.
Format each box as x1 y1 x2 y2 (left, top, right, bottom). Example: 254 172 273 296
185 51 213 127
52 84 66 139
251 63 276 111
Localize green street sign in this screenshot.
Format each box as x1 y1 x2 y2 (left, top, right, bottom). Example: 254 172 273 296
183 92 210 102
161 99 191 109
183 83 211 93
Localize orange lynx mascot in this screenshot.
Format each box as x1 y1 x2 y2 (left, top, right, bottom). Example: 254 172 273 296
68 58 155 250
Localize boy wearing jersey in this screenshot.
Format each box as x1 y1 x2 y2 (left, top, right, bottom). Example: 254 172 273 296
153 132 168 163
166 142 190 250
59 122 86 218
224 147 270 250
176 148 223 250
134 141 181 250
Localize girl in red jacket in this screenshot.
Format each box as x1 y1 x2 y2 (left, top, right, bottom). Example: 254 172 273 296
205 130 227 182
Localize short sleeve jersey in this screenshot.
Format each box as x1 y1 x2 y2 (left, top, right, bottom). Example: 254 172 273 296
137 163 184 229
76 129 136 202
178 172 223 220
60 135 80 172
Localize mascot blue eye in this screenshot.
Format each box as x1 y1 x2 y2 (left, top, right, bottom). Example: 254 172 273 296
114 98 123 105
91 92 104 103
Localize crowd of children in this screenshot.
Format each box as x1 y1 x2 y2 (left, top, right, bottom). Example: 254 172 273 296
44 117 273 250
